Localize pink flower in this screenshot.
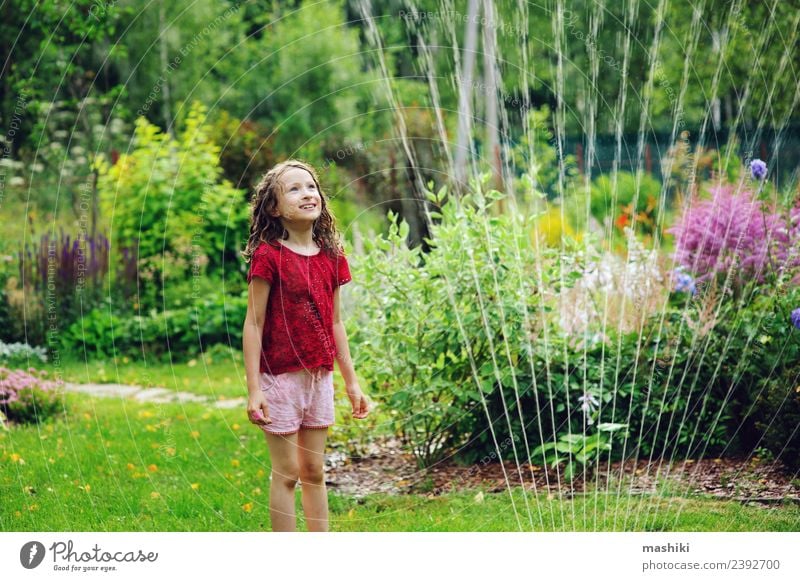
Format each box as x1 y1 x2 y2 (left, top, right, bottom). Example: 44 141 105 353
668 185 799 287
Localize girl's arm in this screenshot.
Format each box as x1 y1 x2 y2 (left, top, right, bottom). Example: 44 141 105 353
332 287 369 419
243 278 270 395
332 287 357 387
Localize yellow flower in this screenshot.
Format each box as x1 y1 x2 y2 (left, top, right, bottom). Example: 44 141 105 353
252 487 262 496
187 359 197 367
9 453 21 463
201 413 211 420
138 410 155 419
126 463 135 470
242 502 253 513
122 356 130 364
145 425 157 432
231 459 240 468
83 412 92 420
191 431 200 438
150 492 160 499
190 483 200 490
232 424 240 431
147 464 158 472
81 484 91 492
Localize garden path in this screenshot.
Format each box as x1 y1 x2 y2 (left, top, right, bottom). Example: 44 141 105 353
63 382 245 409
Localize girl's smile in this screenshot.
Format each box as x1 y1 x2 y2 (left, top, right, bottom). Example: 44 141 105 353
271 167 322 222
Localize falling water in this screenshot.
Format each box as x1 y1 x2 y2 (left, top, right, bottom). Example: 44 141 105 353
354 0 799 532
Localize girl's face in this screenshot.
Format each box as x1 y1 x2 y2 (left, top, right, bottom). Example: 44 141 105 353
270 167 322 223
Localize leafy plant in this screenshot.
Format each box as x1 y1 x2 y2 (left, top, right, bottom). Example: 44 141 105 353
60 289 248 361
532 423 628 481
0 341 48 367
94 101 249 310
351 176 554 467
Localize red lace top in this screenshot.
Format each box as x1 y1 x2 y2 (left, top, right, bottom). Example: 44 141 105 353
247 240 352 375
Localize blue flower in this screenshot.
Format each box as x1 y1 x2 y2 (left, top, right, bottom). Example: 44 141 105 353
750 159 767 180
672 269 696 295
792 308 800 330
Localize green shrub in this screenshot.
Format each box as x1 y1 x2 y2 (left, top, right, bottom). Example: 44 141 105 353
0 340 48 367
94 101 249 312
351 179 555 467
60 289 248 361
711 280 800 463
351 176 800 471
754 367 800 473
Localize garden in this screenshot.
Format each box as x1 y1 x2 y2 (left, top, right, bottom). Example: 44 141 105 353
1 0 799 532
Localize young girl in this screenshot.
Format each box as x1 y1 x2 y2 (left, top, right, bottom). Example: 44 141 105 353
242 159 369 532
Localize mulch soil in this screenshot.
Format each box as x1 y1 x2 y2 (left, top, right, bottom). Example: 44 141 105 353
325 437 800 504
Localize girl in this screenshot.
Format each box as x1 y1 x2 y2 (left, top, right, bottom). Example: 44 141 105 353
242 159 369 532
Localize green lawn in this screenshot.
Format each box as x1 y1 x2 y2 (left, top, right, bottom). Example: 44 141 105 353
48 353 247 399
2 392 798 532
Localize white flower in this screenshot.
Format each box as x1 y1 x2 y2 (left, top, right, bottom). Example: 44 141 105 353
578 393 600 424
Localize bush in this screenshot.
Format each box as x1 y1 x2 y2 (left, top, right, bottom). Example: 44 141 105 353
0 367 64 425
94 101 250 311
710 281 800 461
351 180 555 467
753 366 800 473
565 170 664 242
60 289 248 361
0 341 48 367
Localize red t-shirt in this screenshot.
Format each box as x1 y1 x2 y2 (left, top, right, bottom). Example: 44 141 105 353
247 240 352 375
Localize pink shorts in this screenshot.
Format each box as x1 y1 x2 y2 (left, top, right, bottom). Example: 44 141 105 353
258 367 335 435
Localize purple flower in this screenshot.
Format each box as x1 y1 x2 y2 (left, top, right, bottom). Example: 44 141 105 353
667 185 797 287
672 269 697 295
792 308 800 330
750 159 767 181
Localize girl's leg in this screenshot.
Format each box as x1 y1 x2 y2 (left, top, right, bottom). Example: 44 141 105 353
297 427 329 532
264 432 300 532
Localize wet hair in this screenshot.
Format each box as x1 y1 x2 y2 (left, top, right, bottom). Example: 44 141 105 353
241 159 345 262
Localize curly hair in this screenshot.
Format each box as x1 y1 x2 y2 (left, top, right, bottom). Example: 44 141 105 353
241 159 345 262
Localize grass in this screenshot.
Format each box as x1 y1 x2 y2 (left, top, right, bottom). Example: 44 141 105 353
2 392 799 532
45 352 247 399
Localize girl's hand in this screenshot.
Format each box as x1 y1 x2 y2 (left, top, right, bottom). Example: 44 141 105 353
247 392 272 427
346 382 370 419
